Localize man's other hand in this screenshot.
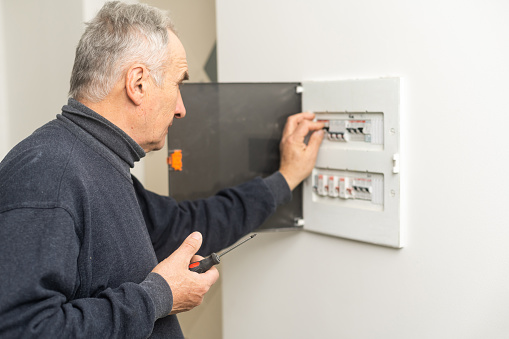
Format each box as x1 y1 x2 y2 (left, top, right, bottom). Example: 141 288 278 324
152 232 219 315
279 112 325 190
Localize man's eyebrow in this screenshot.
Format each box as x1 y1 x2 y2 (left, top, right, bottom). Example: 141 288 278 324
179 71 189 83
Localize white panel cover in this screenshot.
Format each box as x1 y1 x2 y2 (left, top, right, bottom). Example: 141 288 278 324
302 78 402 248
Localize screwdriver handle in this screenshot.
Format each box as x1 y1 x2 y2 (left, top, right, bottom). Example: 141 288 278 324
189 253 220 274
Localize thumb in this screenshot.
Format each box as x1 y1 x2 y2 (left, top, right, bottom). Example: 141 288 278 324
174 232 202 262
307 129 325 153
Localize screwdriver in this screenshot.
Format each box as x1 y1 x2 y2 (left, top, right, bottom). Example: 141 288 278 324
189 234 257 273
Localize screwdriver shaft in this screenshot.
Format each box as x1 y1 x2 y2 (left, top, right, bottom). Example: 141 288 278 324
189 234 257 273
219 234 257 258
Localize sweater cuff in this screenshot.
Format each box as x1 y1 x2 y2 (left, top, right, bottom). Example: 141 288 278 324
263 171 292 206
140 272 173 320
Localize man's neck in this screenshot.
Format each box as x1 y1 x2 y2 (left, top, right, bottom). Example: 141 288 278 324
79 91 138 146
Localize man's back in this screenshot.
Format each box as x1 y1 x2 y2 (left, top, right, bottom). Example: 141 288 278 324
0 100 180 338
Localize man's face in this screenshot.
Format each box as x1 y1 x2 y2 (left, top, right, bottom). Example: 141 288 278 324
140 31 188 152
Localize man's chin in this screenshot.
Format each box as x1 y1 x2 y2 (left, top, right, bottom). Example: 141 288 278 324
145 140 166 153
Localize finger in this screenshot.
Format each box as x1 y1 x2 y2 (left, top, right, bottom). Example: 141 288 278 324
200 266 220 285
282 112 315 137
190 255 204 265
293 120 326 139
173 232 202 263
306 129 325 154
191 255 204 262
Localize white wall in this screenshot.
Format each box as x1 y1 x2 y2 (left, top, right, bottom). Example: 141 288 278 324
82 0 139 22
0 0 147 181
0 0 82 155
217 1 509 338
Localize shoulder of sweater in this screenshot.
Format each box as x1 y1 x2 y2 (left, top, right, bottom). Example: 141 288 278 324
0 120 79 208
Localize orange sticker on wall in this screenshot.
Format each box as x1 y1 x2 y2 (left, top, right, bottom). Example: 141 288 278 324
167 149 183 171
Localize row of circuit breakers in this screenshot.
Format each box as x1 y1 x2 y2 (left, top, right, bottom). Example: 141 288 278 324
313 173 383 205
310 114 385 207
320 118 383 144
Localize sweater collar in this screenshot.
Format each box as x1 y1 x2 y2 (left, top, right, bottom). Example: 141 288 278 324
61 98 145 168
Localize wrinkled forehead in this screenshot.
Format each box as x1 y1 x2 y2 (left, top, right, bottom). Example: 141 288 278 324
168 30 187 60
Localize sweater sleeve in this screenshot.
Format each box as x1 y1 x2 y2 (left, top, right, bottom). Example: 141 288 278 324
0 206 171 338
134 172 292 261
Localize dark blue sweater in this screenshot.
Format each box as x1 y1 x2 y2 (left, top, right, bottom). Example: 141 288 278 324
0 99 291 338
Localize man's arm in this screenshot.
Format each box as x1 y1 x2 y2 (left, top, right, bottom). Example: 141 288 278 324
136 112 324 260
134 173 286 260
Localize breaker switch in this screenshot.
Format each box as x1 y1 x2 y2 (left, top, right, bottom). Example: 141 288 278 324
328 176 340 197
339 178 354 199
328 132 348 142
317 174 328 196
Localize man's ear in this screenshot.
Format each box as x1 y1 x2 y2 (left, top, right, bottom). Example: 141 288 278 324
125 64 149 106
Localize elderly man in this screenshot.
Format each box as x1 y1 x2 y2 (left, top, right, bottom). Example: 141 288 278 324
0 2 324 338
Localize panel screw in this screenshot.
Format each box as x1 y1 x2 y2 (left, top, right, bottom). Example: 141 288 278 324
294 218 305 227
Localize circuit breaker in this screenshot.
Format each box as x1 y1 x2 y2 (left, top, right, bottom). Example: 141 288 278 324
168 78 402 248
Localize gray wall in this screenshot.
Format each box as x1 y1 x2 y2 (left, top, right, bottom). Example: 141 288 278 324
217 1 509 338
140 2 222 338
0 2 9 160
140 0 218 197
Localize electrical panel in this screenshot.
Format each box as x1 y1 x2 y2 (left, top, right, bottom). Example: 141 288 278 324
169 79 402 248
302 79 402 248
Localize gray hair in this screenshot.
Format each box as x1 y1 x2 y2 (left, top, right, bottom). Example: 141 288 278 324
69 1 176 102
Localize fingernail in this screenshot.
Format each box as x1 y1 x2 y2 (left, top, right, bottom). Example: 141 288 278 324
190 232 202 240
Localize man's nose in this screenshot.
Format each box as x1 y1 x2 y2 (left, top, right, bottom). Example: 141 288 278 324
175 90 186 119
